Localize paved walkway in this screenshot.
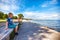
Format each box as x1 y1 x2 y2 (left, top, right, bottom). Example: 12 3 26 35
14 22 60 40
14 22 41 40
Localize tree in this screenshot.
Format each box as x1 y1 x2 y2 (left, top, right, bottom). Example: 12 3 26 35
13 16 17 19
0 11 4 19
18 14 24 19
3 14 8 19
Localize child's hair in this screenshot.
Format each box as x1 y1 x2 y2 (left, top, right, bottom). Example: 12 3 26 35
8 12 13 17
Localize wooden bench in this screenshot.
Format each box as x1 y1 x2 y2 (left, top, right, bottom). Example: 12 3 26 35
0 28 13 40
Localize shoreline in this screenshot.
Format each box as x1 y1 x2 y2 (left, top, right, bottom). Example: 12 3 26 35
0 20 60 32
0 19 60 33
15 22 60 40
0 20 60 40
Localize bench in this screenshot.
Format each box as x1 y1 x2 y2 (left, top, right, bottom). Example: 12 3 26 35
0 28 13 40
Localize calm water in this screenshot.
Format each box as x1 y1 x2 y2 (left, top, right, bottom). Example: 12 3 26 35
31 20 60 32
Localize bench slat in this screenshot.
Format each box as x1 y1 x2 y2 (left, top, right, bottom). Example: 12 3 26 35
0 29 13 40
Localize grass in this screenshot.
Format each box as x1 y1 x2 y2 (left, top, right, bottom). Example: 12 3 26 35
0 19 17 23
0 19 6 23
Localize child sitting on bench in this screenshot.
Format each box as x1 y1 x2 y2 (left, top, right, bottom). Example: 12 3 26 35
5 12 18 35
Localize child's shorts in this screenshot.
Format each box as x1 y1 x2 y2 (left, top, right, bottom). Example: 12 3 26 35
8 24 17 28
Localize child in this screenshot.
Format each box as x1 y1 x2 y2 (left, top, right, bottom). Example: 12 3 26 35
6 12 18 35
18 17 22 28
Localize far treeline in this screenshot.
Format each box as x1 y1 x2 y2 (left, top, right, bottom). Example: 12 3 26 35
0 11 24 19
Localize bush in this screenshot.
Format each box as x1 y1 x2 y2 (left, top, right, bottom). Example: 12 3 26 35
9 29 15 40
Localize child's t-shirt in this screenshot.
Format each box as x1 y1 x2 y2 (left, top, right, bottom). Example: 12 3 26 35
7 18 13 26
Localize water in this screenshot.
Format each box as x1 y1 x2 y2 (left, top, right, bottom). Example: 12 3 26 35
31 20 60 32
0 20 60 32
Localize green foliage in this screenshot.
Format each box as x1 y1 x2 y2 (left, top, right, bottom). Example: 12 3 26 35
18 14 24 19
13 16 17 19
9 30 15 40
3 14 8 19
0 11 4 19
0 11 24 19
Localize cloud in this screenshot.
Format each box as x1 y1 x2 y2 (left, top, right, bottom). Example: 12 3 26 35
23 11 59 20
0 4 19 12
41 0 58 7
0 5 9 10
50 0 57 4
41 4 47 7
1 0 16 4
0 0 19 13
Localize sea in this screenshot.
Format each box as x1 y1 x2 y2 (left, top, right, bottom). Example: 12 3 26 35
31 20 60 32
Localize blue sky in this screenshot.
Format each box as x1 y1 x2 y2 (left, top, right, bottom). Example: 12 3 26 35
0 0 60 20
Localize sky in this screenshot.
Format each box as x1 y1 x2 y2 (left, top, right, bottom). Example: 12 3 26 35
0 0 60 20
